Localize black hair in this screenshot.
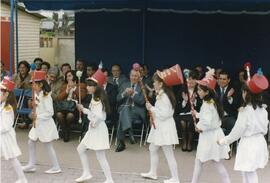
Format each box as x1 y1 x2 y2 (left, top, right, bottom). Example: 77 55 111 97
219 70 230 79
86 79 111 114
61 63 71 71
41 61 51 70
241 83 263 110
36 80 51 96
198 84 224 120
101 68 109 73
18 60 30 73
64 70 78 83
33 57 43 63
88 63 98 71
189 70 199 80
4 90 17 116
76 58 85 64
152 73 176 109
111 64 121 70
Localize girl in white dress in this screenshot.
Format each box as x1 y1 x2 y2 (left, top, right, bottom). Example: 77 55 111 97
191 68 231 183
1 77 28 183
75 78 114 183
141 73 180 183
218 71 269 183
22 71 61 174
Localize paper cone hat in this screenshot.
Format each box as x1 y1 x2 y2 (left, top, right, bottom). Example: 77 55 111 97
156 64 184 86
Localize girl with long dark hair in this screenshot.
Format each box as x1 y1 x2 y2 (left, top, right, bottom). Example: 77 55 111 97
23 71 61 174
141 73 180 183
191 68 230 183
218 70 269 183
75 74 114 183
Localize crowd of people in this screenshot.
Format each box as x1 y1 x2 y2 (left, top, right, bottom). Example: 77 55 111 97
1 58 270 183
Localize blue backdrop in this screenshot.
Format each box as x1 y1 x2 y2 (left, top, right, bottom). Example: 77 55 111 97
75 11 270 77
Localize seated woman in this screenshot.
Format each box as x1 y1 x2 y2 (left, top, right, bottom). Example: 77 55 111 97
56 70 87 142
174 70 202 152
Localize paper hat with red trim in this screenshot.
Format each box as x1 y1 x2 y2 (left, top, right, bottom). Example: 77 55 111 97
0 76 15 91
156 64 184 86
88 62 106 86
196 66 217 90
31 71 47 82
247 68 269 94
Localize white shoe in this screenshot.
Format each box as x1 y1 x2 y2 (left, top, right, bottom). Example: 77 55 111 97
75 174 93 182
163 178 180 183
141 172 158 180
22 165 36 173
103 180 114 183
15 178 28 183
44 168 62 174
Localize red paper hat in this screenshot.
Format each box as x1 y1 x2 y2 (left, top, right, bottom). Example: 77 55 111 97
0 76 15 91
247 68 269 94
196 67 217 90
89 69 106 86
31 71 47 82
156 64 184 86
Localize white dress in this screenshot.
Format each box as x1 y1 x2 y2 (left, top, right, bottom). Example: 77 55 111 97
80 99 110 150
196 101 230 162
221 105 269 171
147 90 179 146
1 103 22 160
28 92 59 142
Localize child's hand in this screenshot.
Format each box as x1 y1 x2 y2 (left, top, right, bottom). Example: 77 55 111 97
31 113 37 121
217 138 225 145
76 104 84 112
195 126 202 133
192 110 198 117
145 102 152 110
89 121 96 128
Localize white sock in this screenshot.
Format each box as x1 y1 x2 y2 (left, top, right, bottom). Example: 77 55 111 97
44 142 60 170
162 145 179 181
26 139 36 167
242 171 258 183
212 161 231 183
242 172 248 183
191 159 203 183
10 158 27 180
96 150 114 182
77 143 91 176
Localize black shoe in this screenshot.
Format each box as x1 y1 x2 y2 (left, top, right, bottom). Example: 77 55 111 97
129 136 137 144
115 142 126 152
63 130 70 142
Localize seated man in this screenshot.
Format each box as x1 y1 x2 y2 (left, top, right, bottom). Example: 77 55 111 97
115 69 146 152
216 70 241 135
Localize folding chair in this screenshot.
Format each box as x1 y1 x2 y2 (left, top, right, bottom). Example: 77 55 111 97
105 120 116 146
14 88 24 109
14 89 32 128
115 118 146 147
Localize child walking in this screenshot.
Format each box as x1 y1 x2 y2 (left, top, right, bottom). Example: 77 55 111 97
1 77 28 183
141 73 180 183
218 69 269 183
75 69 114 183
22 71 61 174
191 68 231 183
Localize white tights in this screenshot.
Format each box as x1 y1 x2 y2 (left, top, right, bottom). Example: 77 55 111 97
25 139 60 170
191 159 231 183
242 171 258 183
148 144 179 181
77 143 114 182
10 158 27 181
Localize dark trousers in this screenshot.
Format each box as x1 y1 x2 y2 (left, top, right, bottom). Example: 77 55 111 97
222 116 236 135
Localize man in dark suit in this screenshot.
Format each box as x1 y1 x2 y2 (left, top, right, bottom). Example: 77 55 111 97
108 64 128 88
216 70 241 135
115 69 146 152
102 68 118 123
